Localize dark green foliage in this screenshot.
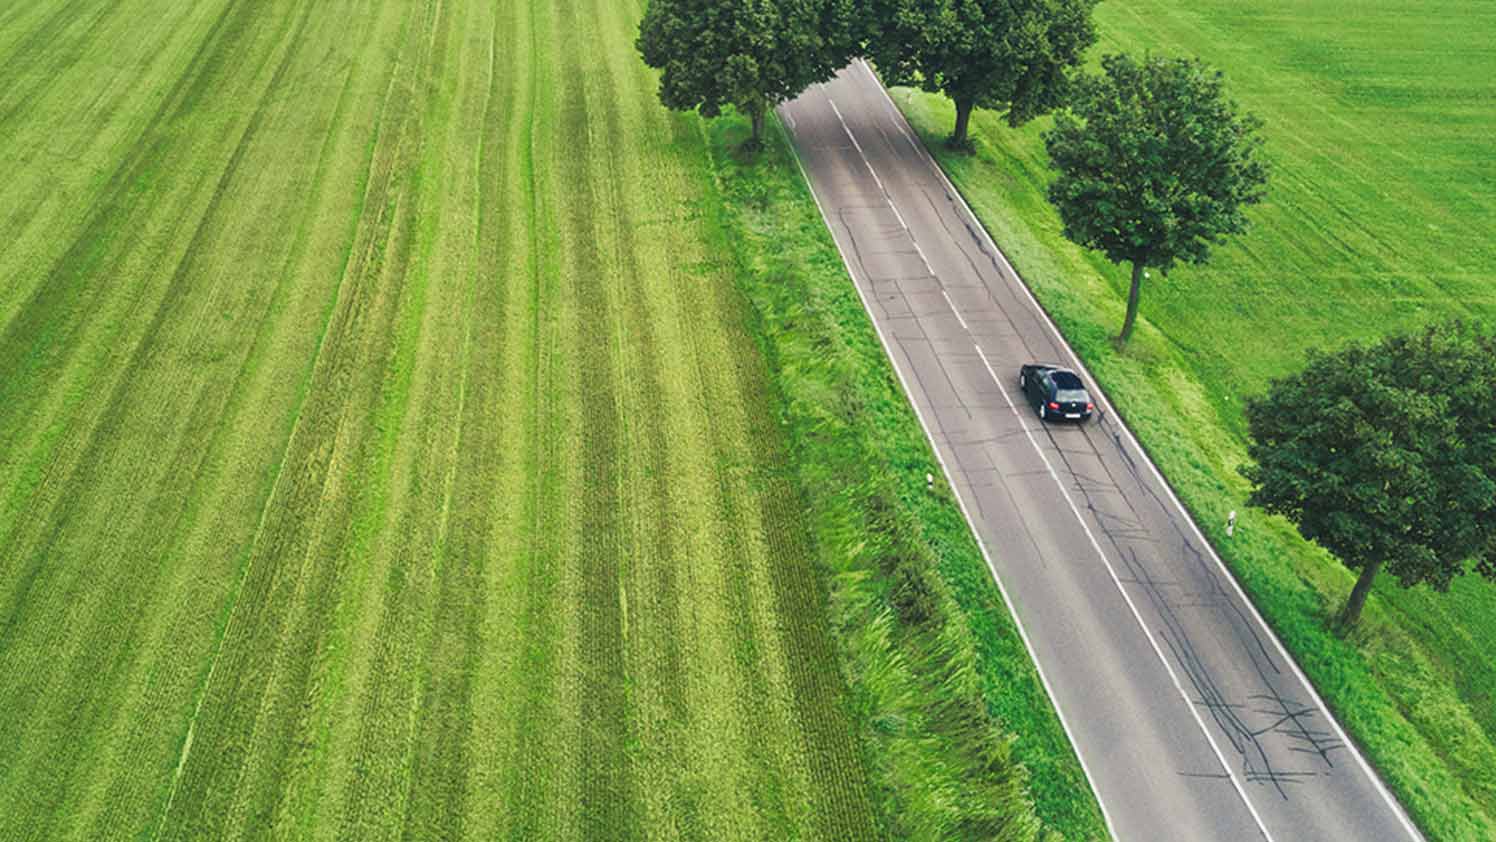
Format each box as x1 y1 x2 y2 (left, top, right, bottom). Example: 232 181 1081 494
890 559 938 625
636 0 857 148
1044 53 1268 344
1242 322 1496 627
865 0 1097 147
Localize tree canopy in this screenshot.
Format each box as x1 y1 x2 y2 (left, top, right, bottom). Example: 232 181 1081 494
637 0 857 149
1044 53 1268 345
865 0 1098 148
1241 322 1496 628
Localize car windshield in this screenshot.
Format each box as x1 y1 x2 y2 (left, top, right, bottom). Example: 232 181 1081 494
1056 389 1088 403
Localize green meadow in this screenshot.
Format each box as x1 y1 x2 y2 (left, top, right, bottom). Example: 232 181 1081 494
0 0 1101 839
0 0 879 837
892 0 1496 838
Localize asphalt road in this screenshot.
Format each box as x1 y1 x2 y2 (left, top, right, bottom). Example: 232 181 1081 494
779 61 1425 842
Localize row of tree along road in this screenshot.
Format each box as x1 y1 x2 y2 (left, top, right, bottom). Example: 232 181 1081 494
636 0 1268 354
636 0 1494 626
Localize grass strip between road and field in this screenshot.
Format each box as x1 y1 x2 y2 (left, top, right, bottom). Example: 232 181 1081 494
701 110 1112 842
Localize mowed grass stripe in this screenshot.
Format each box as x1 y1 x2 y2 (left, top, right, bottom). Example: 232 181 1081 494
1 0 892 838
554 0 644 835
587 0 700 835
295 1 473 836
498 0 580 832
604 0 878 834
0 0 267 459
153 2 440 835
70 7 403 838
0 2 326 833
459 0 542 832
388 0 503 836
620 119 785 842
0 0 114 132
324 4 463 836
592 24 782 831
0 0 285 583
101 2 408 835
0 0 192 302
671 135 878 839
52 8 377 835
234 2 468 838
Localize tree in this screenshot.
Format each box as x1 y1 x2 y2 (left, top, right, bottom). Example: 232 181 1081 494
865 0 1098 149
1241 323 1496 629
637 0 856 150
1044 53 1268 346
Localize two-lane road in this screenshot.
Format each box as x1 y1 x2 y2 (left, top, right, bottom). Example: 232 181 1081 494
779 61 1423 842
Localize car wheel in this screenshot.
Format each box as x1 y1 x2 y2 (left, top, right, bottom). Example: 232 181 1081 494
1019 373 1026 388
1037 402 1046 421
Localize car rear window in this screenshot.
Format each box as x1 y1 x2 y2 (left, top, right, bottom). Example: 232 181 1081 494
1057 389 1088 402
1051 371 1084 389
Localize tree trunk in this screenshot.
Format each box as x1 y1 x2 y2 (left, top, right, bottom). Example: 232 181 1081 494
1338 557 1383 630
948 99 974 151
747 105 765 152
1118 260 1145 345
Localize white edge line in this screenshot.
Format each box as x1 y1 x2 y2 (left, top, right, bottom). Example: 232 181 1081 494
812 83 1274 841
772 100 1124 842
855 58 1425 842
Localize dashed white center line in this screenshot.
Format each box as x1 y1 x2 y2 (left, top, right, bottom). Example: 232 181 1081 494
940 289 968 330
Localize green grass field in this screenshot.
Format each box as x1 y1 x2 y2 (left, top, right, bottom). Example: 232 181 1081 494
890 0 1496 838
0 0 886 837
0 0 1101 839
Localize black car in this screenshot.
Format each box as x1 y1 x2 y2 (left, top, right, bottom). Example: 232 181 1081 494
1019 364 1095 422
